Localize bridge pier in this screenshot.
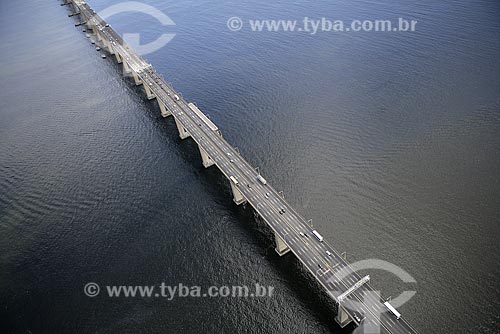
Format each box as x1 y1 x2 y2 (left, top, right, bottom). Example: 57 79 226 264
229 181 246 205
274 233 290 256
199 146 215 168
335 305 353 328
131 70 142 86
173 117 190 140
143 84 156 100
67 1 76 11
158 101 171 117
123 60 132 74
103 40 115 55
114 51 123 64
95 30 103 42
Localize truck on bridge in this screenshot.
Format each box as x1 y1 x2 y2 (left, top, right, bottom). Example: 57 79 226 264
257 174 267 185
384 301 402 320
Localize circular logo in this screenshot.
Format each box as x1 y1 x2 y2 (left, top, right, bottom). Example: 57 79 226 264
84 282 100 297
97 2 176 56
227 17 243 32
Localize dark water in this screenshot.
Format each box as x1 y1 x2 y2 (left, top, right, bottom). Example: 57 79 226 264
1 0 500 333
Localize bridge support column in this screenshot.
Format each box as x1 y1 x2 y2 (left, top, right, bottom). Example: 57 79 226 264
199 146 214 168
173 117 190 140
158 101 171 117
274 233 290 256
131 70 142 86
143 84 156 100
123 61 132 74
114 52 123 64
229 181 246 205
335 305 353 328
104 40 115 55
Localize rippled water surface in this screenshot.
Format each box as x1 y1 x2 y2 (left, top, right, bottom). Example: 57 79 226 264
1 0 500 333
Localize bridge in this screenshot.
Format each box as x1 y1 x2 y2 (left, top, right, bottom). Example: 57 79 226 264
61 1 420 332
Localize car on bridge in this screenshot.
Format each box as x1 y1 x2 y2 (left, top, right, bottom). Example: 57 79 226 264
352 310 366 323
